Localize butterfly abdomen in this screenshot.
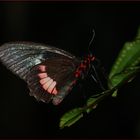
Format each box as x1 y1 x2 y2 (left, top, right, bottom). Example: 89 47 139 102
75 55 95 79
52 55 95 105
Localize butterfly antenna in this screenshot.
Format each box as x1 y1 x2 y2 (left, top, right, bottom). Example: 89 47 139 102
88 29 95 55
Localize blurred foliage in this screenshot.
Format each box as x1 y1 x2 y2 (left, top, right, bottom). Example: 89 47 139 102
59 27 140 129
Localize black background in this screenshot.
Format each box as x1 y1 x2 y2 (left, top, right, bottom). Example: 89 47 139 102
0 1 140 139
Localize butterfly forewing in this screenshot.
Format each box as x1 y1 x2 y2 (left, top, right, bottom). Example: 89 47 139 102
0 42 76 80
0 42 80 105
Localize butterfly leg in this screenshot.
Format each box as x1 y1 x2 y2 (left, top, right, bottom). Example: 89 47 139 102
90 63 106 91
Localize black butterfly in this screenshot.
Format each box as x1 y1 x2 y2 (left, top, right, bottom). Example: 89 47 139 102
0 42 98 105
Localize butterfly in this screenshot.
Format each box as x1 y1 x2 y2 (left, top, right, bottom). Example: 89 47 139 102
0 42 96 105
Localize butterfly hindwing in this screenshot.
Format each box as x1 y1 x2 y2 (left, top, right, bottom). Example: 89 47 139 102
0 42 80 105
27 65 53 103
27 56 79 105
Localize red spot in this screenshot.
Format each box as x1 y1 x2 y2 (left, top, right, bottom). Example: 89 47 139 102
38 73 47 79
39 65 46 72
91 56 95 61
43 79 53 90
40 77 50 85
80 63 86 69
75 55 95 79
52 88 58 95
48 81 56 94
75 71 81 78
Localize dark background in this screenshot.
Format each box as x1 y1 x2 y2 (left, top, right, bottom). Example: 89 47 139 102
0 1 140 139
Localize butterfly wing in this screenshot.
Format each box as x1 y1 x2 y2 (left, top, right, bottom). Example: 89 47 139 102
27 57 79 105
0 42 77 80
0 42 80 105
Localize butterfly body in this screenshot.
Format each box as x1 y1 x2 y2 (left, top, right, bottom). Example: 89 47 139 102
0 42 95 105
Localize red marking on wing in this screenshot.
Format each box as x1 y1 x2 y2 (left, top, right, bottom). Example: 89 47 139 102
39 76 58 95
39 65 46 72
48 81 56 94
52 88 58 95
38 73 48 79
43 78 53 90
37 65 58 95
40 77 51 85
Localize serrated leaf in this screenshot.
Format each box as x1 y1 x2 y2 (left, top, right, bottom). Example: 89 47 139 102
60 108 83 129
109 27 140 88
109 28 140 79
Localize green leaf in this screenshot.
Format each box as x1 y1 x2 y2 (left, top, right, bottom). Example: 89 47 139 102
59 27 140 129
59 108 83 129
136 27 140 40
85 89 114 113
112 90 118 97
109 28 140 79
110 66 140 88
86 97 98 113
109 27 140 88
